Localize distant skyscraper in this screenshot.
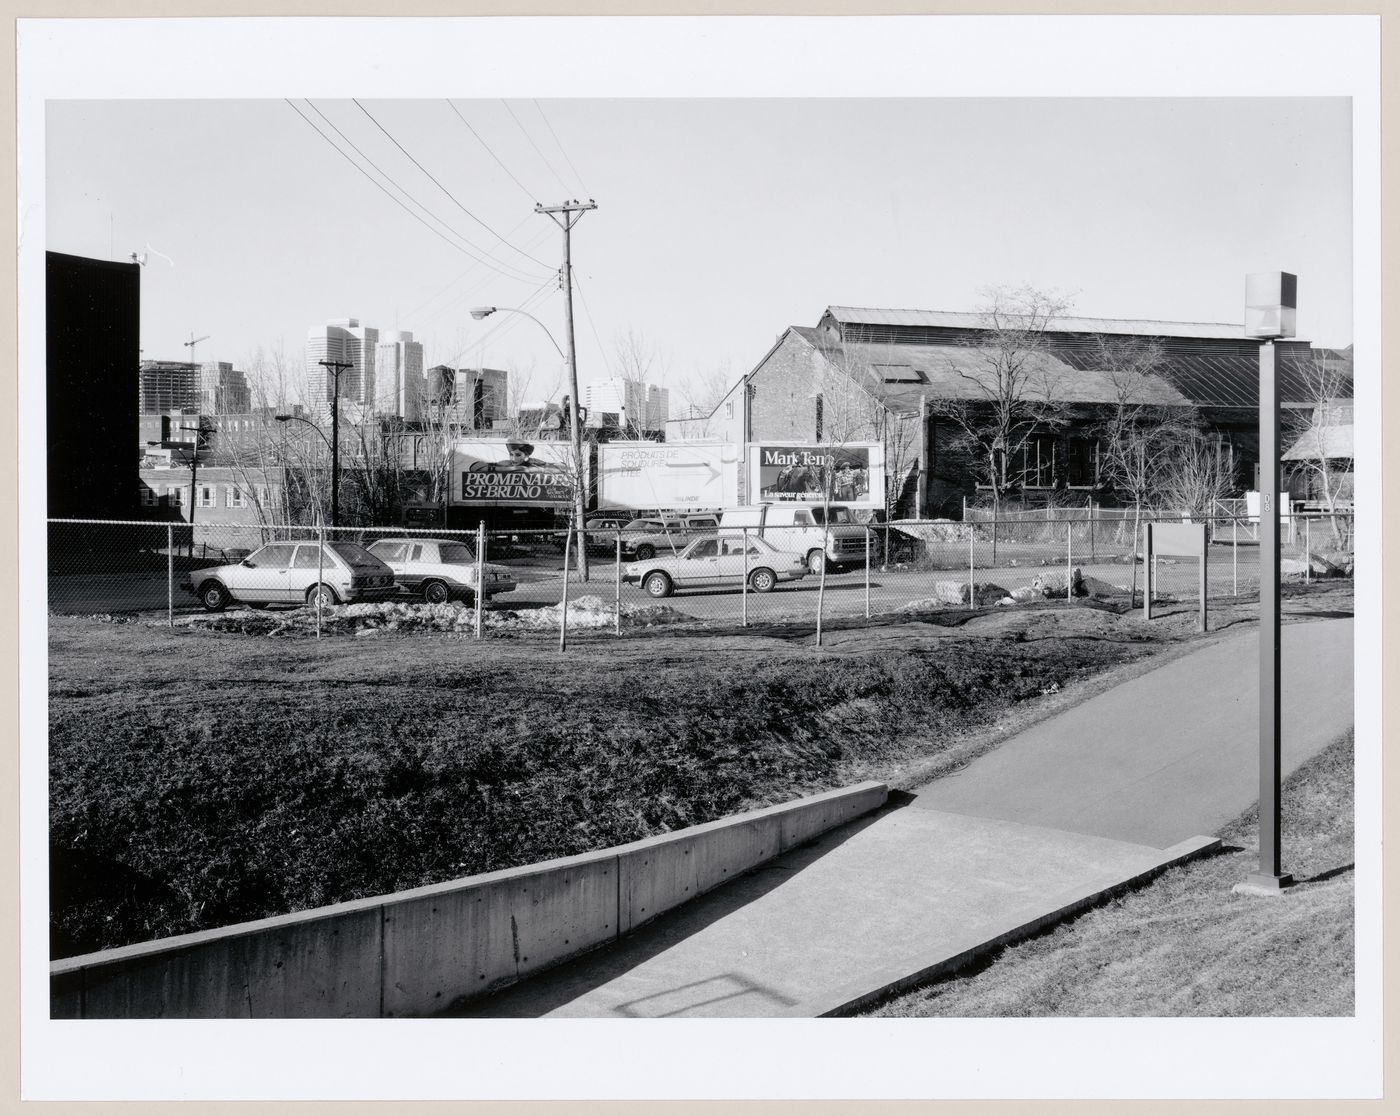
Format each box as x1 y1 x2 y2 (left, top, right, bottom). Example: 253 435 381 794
423 366 508 429
306 318 378 416
138 360 200 415
198 362 252 415
584 377 670 434
374 330 425 420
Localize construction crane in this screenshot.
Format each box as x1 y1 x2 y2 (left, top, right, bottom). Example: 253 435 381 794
184 333 210 368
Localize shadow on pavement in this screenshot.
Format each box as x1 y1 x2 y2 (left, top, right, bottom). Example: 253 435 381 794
448 797 912 1018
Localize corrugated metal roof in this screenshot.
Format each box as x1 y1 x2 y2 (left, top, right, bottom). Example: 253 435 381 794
825 305 1252 341
789 326 1328 413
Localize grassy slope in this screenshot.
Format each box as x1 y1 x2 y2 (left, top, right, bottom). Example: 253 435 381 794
869 731 1355 1017
49 616 1156 956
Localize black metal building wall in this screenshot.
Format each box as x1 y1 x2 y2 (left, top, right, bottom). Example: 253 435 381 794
47 251 141 518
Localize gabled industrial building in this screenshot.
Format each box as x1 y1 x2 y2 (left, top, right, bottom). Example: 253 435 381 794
681 305 1341 518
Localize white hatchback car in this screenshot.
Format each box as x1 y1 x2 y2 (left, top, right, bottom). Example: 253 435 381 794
366 537 518 605
184 540 397 611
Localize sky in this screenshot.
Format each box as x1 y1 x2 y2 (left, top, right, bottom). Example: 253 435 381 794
46 95 1352 414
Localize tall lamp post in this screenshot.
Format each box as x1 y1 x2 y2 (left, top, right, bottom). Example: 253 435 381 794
275 413 336 527
470 305 589 579
1239 270 1298 895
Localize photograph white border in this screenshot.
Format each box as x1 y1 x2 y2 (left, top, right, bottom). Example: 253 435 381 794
17 13 1383 1102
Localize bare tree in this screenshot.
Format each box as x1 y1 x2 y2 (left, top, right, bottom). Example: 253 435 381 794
612 328 671 439
673 359 736 439
1093 336 1198 543
1154 430 1237 521
928 285 1074 558
1283 348 1354 550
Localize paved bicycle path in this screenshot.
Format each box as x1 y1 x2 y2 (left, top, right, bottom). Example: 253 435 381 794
453 617 1354 1018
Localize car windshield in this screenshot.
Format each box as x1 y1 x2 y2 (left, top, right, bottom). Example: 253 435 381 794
329 541 380 567
438 542 475 565
811 506 852 524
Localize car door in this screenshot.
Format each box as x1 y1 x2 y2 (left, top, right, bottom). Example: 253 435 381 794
234 543 295 603
676 538 723 587
401 542 432 591
716 536 753 585
368 541 410 590
289 543 336 600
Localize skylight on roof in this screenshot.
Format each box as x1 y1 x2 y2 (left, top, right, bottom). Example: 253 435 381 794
872 364 929 384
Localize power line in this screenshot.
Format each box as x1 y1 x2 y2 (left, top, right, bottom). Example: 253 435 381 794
401 214 550 323
353 99 552 272
302 100 547 285
446 99 539 204
285 100 546 283
501 99 572 196
570 270 615 381
533 100 590 199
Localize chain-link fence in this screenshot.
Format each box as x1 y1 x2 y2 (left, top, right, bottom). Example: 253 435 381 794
46 511 1355 640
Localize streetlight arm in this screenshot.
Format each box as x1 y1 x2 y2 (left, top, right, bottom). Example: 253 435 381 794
274 413 334 454
470 306 566 360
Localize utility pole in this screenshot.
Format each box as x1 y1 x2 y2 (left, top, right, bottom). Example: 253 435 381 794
319 360 353 528
537 198 597 581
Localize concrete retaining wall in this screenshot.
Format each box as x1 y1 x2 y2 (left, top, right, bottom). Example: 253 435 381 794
51 781 887 1018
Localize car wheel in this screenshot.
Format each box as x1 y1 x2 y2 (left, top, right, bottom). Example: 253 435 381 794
635 543 656 560
198 581 229 612
306 583 339 609
749 568 777 593
643 571 673 598
806 549 827 575
422 579 450 605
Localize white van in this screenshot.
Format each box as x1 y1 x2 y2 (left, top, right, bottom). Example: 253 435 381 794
718 503 870 574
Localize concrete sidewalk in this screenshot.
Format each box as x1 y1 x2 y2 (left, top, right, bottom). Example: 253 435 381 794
452 617 1354 1018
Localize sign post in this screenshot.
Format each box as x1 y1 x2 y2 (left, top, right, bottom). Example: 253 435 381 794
1238 270 1296 895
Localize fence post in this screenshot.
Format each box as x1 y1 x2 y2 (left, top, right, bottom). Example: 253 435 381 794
968 522 975 610
167 523 174 629
614 531 622 636
1067 522 1073 604
558 524 572 653
864 527 871 619
1304 516 1311 585
1089 502 1096 561
1143 523 1154 621
316 520 324 641
741 526 749 628
475 521 486 640
1233 514 1239 597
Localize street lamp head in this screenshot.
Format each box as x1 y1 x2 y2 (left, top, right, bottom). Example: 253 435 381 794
469 307 498 321
273 414 292 422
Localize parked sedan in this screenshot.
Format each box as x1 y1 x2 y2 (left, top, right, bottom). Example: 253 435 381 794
366 537 518 605
619 513 722 560
622 534 808 598
183 540 397 611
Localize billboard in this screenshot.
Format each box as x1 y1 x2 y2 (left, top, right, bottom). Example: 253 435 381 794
748 443 885 508
598 441 739 510
452 438 581 506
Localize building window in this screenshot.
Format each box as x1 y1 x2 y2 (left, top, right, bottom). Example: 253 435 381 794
197 484 216 508
140 486 159 507
815 393 824 442
1066 436 1098 488
167 485 185 507
226 486 246 508
724 400 735 420
1011 434 1057 489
